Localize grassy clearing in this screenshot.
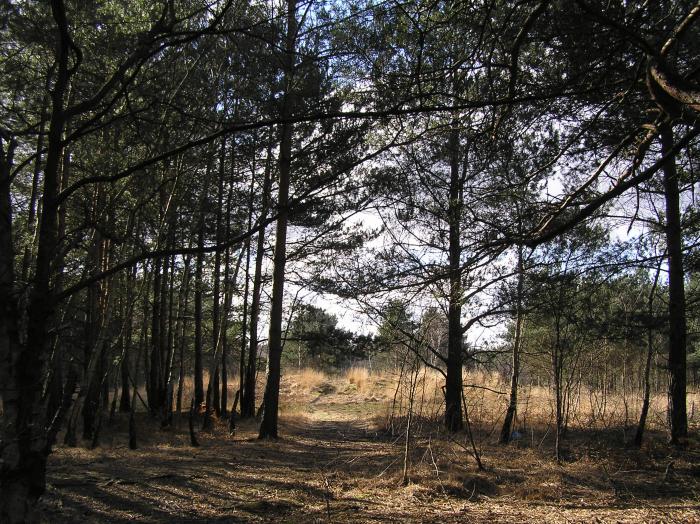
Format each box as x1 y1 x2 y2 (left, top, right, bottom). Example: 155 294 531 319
39 367 700 523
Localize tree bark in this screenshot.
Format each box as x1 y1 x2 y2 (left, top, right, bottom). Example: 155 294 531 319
258 0 296 439
661 123 688 444
162 253 177 425
221 138 233 416
0 2 70 519
553 300 564 462
242 142 272 418
635 259 662 447
83 186 112 440
220 226 232 415
148 255 164 414
194 223 205 409
445 124 463 432
20 93 49 283
211 140 225 416
176 259 192 420
500 246 525 444
238 171 255 415
119 267 136 412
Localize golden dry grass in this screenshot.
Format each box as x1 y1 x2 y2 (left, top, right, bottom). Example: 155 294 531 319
129 366 699 436
42 366 700 523
291 367 328 391
345 366 371 393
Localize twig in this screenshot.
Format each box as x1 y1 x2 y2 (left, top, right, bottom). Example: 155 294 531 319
427 436 457 514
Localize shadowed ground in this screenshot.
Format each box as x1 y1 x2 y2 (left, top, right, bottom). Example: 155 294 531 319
37 395 700 523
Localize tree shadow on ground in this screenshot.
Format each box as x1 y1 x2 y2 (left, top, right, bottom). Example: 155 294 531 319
38 407 700 523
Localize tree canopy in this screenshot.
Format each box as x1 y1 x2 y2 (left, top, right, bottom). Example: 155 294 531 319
1 1 699 521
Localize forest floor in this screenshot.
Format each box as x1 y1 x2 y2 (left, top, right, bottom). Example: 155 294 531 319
38 371 700 523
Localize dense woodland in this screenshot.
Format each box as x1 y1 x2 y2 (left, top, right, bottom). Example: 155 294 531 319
1 0 700 522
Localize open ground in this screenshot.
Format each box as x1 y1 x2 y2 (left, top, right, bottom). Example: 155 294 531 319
37 369 700 523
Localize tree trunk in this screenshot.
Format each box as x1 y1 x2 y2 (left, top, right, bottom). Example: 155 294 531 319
445 124 463 432
258 0 296 439
220 237 232 416
148 255 163 414
162 253 177 425
242 143 272 418
211 139 225 417
220 136 232 416
635 260 662 447
155 241 170 417
194 226 205 409
176 262 191 420
0 2 70 518
661 123 688 445
119 334 132 413
238 172 255 415
553 309 564 462
42 130 73 428
119 266 135 412
20 93 49 283
83 186 111 440
500 246 525 444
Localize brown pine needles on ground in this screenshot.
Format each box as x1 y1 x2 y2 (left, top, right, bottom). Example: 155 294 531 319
38 368 700 523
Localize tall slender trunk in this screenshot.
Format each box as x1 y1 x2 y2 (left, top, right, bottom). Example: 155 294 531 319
221 265 230 415
0 133 19 455
239 240 251 406
635 259 662 447
239 172 255 411
161 253 178 426
120 266 136 412
221 173 234 415
211 140 225 416
148 255 163 414
445 124 463 432
194 212 205 409
82 204 112 442
661 124 688 444
130 281 149 450
20 94 49 283
203 247 232 431
140 266 151 402
157 240 170 412
259 0 296 439
242 142 272 418
42 125 73 427
176 259 192 419
553 309 563 462
119 328 132 412
500 246 525 444
402 361 419 486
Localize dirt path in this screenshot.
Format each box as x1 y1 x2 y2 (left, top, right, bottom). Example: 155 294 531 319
39 402 700 523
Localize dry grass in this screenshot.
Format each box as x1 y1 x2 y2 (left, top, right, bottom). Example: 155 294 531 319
294 367 328 391
45 366 700 523
345 366 371 393
129 367 699 437
269 366 700 438
41 370 700 524
460 378 700 436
